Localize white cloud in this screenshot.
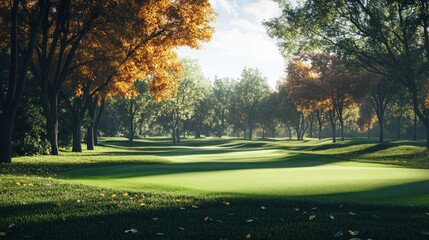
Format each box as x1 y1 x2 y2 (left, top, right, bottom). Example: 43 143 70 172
212 28 283 63
230 18 264 32
210 0 238 17
244 0 281 22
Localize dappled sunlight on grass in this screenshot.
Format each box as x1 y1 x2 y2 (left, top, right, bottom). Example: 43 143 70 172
3 137 429 239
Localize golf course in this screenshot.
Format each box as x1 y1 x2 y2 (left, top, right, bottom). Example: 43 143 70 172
2 138 429 239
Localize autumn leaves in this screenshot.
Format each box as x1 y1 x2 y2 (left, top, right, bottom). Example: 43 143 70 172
0 0 216 162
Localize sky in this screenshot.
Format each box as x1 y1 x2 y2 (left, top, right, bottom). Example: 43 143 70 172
177 0 286 88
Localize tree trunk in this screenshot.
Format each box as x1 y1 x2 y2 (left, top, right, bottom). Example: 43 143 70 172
328 110 336 143
172 129 176 145
0 111 16 163
46 106 59 155
249 127 253 140
426 123 429 148
72 113 82 152
309 118 313 138
86 99 96 150
396 115 402 139
340 119 344 141
379 114 384 143
368 126 371 139
414 110 417 141
86 126 94 150
129 119 134 147
176 127 180 143
93 98 105 146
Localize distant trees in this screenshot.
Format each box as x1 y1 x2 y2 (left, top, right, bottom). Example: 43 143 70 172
212 77 235 137
266 0 429 147
231 68 270 140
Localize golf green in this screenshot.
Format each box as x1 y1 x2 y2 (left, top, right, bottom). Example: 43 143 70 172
62 144 429 205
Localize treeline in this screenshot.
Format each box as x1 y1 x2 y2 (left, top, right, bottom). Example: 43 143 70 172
97 58 423 146
264 0 429 147
0 0 215 163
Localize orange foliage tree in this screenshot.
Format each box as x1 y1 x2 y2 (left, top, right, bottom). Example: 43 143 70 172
286 53 363 142
26 0 214 153
62 0 215 152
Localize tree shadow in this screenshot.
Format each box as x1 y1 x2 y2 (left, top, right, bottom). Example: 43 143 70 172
2 182 429 240
61 153 337 179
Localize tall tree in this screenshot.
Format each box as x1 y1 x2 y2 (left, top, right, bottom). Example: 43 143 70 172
159 58 206 144
212 77 235 137
0 0 48 163
233 68 270 140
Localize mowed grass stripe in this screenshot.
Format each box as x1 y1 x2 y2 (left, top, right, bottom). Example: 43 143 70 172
61 141 429 205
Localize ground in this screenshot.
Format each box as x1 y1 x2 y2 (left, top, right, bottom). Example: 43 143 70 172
1 137 429 239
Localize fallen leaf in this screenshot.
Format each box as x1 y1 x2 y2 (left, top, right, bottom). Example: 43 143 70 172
311 207 317 210
348 230 359 236
204 216 210 221
216 220 223 223
27 183 33 187
334 231 343 238
99 192 105 197
294 208 300 212
152 218 159 221
329 215 335 220
192 205 199 209
140 203 146 207
122 192 129 197
261 206 266 210
111 194 117 198
308 215 316 220
8 223 15 228
16 182 21 186
425 213 429 216
180 207 185 210
348 212 356 216
156 233 165 236
245 233 251 239
246 219 254 223
421 231 429 235
0 232 5 236
223 201 230 206
178 227 185 230
124 228 139 234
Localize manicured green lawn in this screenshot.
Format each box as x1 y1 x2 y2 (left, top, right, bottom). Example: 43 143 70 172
1 137 429 239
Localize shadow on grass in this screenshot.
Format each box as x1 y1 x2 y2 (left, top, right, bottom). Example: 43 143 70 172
293 179 429 205
2 189 429 240
62 153 336 179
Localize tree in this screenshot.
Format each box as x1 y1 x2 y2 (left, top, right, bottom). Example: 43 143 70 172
359 71 397 143
357 100 377 139
310 54 360 142
233 68 270 140
212 77 235 137
159 58 206 144
0 0 48 163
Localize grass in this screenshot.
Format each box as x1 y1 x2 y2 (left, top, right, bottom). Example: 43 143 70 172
1 137 429 239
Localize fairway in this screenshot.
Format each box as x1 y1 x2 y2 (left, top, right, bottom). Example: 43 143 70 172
62 139 429 205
